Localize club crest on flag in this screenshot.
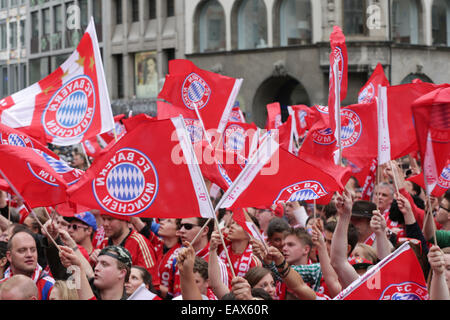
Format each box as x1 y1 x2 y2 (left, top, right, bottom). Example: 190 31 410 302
379 282 429 300
224 124 246 152
358 83 375 103
34 149 83 186
332 47 345 84
42 75 95 139
181 73 211 110
298 110 308 128
437 164 450 189
314 105 329 114
92 148 158 215
274 180 328 203
26 161 60 187
184 119 203 143
340 109 362 148
0 133 34 148
312 128 335 145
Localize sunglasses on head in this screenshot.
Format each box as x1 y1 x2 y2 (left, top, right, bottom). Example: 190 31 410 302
180 223 199 230
68 224 89 231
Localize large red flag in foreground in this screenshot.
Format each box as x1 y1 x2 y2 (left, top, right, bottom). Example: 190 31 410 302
158 59 242 134
334 242 428 300
67 118 215 219
0 18 114 146
411 87 450 194
0 145 68 208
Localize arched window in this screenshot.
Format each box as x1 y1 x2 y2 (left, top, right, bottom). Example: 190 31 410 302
432 0 450 46
237 0 268 49
392 0 420 44
280 0 311 46
198 0 226 52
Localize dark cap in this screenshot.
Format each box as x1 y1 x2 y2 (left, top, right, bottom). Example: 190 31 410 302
351 200 377 219
349 257 373 270
98 245 132 268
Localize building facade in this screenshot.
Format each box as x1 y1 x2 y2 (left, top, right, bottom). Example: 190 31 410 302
185 0 450 127
0 0 448 126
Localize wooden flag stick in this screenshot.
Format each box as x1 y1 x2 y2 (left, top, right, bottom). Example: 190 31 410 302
389 161 400 193
190 218 211 248
213 217 236 279
426 195 438 246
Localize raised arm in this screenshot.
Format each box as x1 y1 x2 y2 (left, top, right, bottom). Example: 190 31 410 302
427 245 450 300
330 190 359 288
177 241 203 300
207 230 230 299
267 246 316 300
311 221 341 298
370 210 392 260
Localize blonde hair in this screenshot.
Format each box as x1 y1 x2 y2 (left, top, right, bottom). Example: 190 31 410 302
52 280 79 300
354 243 378 264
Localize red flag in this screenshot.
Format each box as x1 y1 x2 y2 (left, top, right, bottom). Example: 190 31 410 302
228 101 246 123
358 63 390 104
223 146 347 209
232 208 264 241
287 104 317 138
328 26 348 150
0 18 114 146
411 87 450 193
0 145 68 208
98 114 127 145
265 102 282 130
157 59 242 133
407 161 450 197
81 136 102 159
0 123 59 158
334 242 429 300
67 118 215 219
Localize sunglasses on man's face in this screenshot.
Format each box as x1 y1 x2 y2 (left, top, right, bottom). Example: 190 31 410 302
68 224 89 231
179 223 199 230
439 205 450 213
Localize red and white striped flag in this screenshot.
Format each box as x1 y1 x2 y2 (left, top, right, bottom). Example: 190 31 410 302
334 242 429 300
0 18 114 146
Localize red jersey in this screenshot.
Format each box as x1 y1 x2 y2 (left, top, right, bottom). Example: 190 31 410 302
99 229 160 291
219 242 262 285
1 265 54 300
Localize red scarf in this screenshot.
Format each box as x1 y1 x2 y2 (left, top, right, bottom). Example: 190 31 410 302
219 242 257 278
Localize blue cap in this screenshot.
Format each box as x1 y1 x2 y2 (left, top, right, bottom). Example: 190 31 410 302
73 211 97 231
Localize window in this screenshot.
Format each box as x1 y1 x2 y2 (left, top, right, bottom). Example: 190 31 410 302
149 0 156 19
93 0 102 41
280 0 311 46
116 55 124 98
0 0 6 9
19 20 24 47
1 67 7 98
167 0 174 17
343 0 365 35
0 22 6 50
42 8 50 51
198 0 226 52
80 0 88 31
237 0 268 50
132 0 139 22
20 63 26 89
116 0 123 24
31 11 39 53
53 5 63 50
432 0 450 46
392 0 419 44
9 21 17 49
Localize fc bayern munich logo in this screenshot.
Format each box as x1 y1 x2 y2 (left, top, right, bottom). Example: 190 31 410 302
312 128 335 145
273 180 328 204
224 124 246 152
437 164 450 189
379 282 428 300
92 148 158 216
358 83 375 103
0 133 34 148
340 109 362 148
184 119 203 143
181 73 211 110
333 47 345 84
42 75 95 139
314 105 329 114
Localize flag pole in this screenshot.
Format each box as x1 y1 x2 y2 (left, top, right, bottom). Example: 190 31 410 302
0 168 60 251
389 160 400 193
